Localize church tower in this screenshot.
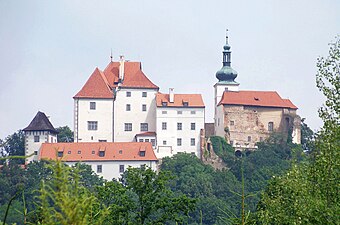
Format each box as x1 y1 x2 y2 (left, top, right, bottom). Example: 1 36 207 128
23 111 58 163
214 32 239 128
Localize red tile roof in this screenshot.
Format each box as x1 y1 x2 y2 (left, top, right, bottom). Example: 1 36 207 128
135 132 156 137
74 61 158 99
39 142 157 162
74 68 113 99
156 93 205 108
218 91 298 109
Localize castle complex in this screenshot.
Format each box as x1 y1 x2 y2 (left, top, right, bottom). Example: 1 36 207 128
23 34 301 179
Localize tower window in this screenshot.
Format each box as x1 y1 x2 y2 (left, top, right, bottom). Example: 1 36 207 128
90 102 96 110
87 121 98 130
162 122 167 130
268 122 274 132
97 165 102 173
142 104 147 111
140 123 148 132
124 123 132 131
34 135 40 142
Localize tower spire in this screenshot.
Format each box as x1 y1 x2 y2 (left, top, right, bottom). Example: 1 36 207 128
223 29 231 67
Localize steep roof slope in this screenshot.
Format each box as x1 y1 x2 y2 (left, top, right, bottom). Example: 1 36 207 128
39 142 157 161
156 93 205 108
23 111 58 133
218 91 298 109
74 68 113 99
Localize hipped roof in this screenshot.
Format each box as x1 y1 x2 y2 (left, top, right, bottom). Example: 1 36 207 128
23 111 58 133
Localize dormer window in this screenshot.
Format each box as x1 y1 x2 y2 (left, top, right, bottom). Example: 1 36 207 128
162 101 168 106
119 150 123 154
99 150 105 157
139 151 146 157
254 97 259 101
58 151 63 157
183 101 189 107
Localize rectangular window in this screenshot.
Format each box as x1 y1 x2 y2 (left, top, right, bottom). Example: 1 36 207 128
90 102 96 110
163 140 167 145
248 136 251 142
126 104 131 111
119 165 125 173
139 151 146 157
230 121 235 126
78 150 81 154
191 111 196 114
177 111 182 114
162 111 167 114
139 139 143 142
99 151 105 157
177 123 182 130
91 150 95 154
230 140 234 146
140 123 148 132
268 122 274 131
99 139 107 142
97 165 102 173
190 138 195 146
124 123 132 131
119 150 123 154
183 102 189 107
142 92 147 97
34 151 38 155
34 135 40 142
126 91 131 97
162 122 167 130
87 121 98 130
191 123 196 130
145 139 149 142
58 152 63 157
142 104 147 111
177 138 182 146
162 102 167 106
68 150 71 154
260 137 263 142
151 139 155 146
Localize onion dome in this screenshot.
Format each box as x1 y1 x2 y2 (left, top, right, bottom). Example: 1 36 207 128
216 32 238 83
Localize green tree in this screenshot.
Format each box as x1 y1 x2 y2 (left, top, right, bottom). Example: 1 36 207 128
56 126 74 142
256 36 340 224
0 130 25 164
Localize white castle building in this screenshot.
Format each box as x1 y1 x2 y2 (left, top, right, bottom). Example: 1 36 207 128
73 56 205 158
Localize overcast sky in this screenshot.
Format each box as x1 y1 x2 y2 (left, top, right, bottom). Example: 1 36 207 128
0 0 339 139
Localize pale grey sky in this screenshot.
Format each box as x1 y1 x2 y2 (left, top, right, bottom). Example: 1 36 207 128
0 0 339 139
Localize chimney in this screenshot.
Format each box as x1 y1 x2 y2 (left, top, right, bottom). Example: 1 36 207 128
119 55 125 81
169 88 174 103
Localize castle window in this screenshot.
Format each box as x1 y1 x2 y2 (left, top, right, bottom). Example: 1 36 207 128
177 110 182 114
90 102 96 110
126 92 131 97
177 123 182 130
140 123 148 132
191 138 195 146
151 139 155 146
99 140 107 142
34 151 38 155
97 165 102 173
163 140 167 145
58 151 63 157
87 121 98 130
99 151 105 157
248 136 252 142
145 139 149 142
191 111 196 114
260 137 263 142
177 138 182 146
183 101 189 107
230 121 235 126
191 123 196 130
124 123 132 131
142 92 147 97
139 151 146 157
142 104 147 111
162 122 167 130
34 135 40 142
162 111 167 114
268 122 274 132
119 165 125 173
139 139 143 142
230 140 234 146
126 104 131 111
162 102 167 106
